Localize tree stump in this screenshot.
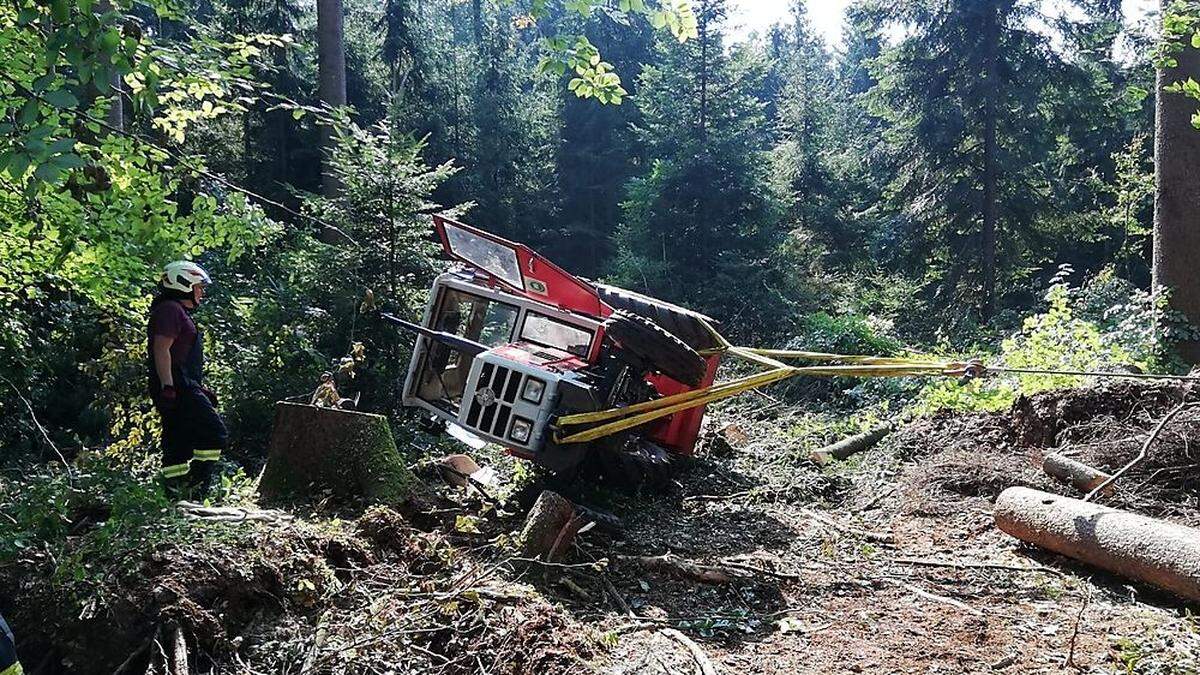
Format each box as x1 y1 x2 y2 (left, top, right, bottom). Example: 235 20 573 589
515 490 578 561
259 402 418 505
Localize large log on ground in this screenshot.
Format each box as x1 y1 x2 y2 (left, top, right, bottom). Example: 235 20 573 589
809 423 893 465
1041 452 1113 494
994 487 1200 602
259 402 418 505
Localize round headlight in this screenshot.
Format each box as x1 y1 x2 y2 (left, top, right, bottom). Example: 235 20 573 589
510 418 533 443
521 378 545 404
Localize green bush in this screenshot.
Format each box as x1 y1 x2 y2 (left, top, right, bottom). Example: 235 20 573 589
913 271 1165 414
790 311 901 357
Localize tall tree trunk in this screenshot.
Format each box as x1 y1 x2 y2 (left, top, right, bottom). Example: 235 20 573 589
980 3 999 323
273 46 290 187
472 0 483 48
107 72 124 131
98 1 124 131
1153 0 1200 363
317 0 347 199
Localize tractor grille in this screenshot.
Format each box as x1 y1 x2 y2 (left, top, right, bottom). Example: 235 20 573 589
465 362 524 440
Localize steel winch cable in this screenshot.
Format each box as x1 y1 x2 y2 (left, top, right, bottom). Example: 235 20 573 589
987 366 1200 382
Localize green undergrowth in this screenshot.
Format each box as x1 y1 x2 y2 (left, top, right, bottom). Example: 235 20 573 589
784 269 1180 420
911 272 1178 414
711 268 1184 486
0 452 260 613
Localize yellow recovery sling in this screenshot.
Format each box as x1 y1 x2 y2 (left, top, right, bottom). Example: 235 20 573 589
554 317 1200 445
553 335 984 445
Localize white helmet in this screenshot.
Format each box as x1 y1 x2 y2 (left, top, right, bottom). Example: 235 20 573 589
160 260 211 293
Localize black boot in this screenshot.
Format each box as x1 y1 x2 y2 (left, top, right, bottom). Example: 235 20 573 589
161 474 191 502
188 461 216 502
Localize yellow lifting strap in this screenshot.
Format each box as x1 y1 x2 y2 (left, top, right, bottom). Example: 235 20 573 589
553 344 971 445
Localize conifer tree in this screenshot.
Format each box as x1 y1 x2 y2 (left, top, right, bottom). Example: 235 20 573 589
612 0 785 326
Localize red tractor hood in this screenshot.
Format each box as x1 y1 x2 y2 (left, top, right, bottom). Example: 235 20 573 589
433 215 613 319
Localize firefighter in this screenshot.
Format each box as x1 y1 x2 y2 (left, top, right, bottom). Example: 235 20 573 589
147 261 228 498
0 612 20 675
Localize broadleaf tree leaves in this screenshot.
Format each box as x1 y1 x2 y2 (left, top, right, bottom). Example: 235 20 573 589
47 138 77 155
18 100 40 126
33 162 62 183
521 1 693 105
42 89 79 109
8 153 31 179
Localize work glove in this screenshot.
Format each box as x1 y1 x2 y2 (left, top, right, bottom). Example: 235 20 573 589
159 384 179 412
199 386 219 407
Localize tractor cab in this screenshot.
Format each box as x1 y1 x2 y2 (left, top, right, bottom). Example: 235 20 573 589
403 269 601 454
399 216 724 480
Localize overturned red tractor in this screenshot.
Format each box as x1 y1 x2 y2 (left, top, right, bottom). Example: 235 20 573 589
389 216 724 485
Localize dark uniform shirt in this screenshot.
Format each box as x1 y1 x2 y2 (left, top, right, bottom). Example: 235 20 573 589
148 300 197 368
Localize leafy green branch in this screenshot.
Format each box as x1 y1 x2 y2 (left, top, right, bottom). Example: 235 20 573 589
521 0 699 104
1157 1 1200 128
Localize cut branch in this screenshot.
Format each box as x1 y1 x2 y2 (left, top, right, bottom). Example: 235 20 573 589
621 553 735 584
1042 452 1112 494
662 628 718 675
1085 401 1196 501
809 423 894 464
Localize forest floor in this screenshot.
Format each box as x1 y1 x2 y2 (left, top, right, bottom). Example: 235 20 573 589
5 381 1200 674
594 380 1200 674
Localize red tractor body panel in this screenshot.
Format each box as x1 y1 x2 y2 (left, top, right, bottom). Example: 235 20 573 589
645 353 721 454
434 215 614 319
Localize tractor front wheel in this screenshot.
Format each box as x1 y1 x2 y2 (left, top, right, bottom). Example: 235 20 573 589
603 310 707 386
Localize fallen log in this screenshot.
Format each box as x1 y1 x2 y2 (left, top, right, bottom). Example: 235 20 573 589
809 423 893 464
994 487 1200 602
259 402 419 505
621 553 735 584
1042 452 1113 494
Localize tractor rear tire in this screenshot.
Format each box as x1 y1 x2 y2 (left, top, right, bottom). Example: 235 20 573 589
571 439 679 493
604 310 707 386
594 283 722 351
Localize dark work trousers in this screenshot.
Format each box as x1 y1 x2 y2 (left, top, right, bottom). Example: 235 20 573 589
151 323 228 485
157 386 228 482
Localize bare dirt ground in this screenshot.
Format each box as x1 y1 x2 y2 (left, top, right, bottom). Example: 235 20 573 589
6 381 1199 674
580 381 1200 674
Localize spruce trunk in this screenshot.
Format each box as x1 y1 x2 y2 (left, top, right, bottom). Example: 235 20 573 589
1154 0 1200 363
316 0 346 199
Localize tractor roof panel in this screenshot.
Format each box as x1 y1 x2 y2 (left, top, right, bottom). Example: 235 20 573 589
433 215 612 319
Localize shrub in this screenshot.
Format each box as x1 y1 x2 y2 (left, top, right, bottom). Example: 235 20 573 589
913 269 1166 414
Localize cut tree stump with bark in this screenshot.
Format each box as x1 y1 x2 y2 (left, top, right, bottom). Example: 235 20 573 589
994 487 1200 602
1042 452 1113 495
259 402 418 505
809 423 893 465
515 490 579 561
